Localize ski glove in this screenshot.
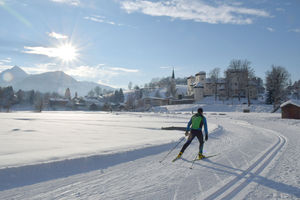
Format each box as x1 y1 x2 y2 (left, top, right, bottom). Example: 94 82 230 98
185 131 189 136
205 134 208 141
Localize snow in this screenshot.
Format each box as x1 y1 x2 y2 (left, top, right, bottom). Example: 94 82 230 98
155 97 276 113
280 99 300 108
0 107 300 199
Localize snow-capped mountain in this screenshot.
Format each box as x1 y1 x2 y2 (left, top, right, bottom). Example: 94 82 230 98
0 66 114 96
0 66 29 86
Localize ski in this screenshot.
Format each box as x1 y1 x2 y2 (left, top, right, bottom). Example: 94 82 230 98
172 157 180 162
193 154 219 161
190 154 220 169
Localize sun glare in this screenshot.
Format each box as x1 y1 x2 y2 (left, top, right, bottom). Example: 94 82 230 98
56 43 78 62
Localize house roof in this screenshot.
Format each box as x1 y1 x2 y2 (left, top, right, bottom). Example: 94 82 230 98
194 82 204 88
195 71 206 76
176 85 188 95
49 98 69 102
280 100 300 108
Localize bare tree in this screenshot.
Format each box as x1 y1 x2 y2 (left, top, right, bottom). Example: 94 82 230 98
126 93 136 110
94 86 102 96
209 68 220 101
226 59 253 103
34 91 44 112
241 60 255 106
266 65 290 111
155 89 161 98
1 86 15 112
87 89 95 98
128 82 133 90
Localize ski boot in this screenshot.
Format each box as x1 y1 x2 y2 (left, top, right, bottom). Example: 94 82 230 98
176 152 183 159
198 153 206 160
173 152 183 162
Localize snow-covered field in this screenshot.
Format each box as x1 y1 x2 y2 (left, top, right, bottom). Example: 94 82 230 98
0 108 299 199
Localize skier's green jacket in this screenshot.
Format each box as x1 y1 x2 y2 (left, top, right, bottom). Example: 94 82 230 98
186 113 208 135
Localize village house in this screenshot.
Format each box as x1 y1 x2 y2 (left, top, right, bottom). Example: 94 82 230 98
280 100 300 119
187 71 226 101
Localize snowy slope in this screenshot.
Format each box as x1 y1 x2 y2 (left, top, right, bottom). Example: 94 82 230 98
0 111 299 199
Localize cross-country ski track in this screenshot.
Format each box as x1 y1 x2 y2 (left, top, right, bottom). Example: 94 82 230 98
0 112 299 200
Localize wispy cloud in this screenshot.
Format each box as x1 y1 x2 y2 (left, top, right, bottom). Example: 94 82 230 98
23 44 78 62
0 57 11 63
63 64 139 88
0 57 13 72
84 15 122 26
120 0 271 25
109 67 139 73
23 63 58 74
50 0 80 6
266 27 275 32
23 63 139 81
0 64 14 72
65 65 139 78
289 28 300 33
23 46 62 58
48 32 68 39
96 80 118 88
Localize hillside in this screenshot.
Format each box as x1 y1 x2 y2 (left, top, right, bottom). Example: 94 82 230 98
0 66 114 96
0 66 28 86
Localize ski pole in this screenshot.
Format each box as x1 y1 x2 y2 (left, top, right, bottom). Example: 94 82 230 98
159 136 185 163
189 153 199 169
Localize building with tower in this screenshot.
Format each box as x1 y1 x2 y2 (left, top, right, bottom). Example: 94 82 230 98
187 71 226 101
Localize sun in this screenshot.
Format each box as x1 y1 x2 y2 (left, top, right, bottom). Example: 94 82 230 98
56 43 78 62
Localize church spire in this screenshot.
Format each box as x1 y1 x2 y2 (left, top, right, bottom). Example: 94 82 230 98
172 67 175 79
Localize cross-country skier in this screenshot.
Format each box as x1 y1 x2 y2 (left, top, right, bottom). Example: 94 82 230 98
175 107 208 160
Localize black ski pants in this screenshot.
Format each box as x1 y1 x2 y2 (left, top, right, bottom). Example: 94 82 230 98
180 129 204 154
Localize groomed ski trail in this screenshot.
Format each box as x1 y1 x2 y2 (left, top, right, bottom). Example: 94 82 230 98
1 114 297 200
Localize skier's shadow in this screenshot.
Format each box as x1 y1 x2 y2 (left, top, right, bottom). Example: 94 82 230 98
184 158 300 198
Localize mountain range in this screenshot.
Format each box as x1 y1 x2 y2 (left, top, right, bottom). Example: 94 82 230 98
0 66 114 96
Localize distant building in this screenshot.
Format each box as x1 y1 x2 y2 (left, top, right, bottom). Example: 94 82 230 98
225 69 248 98
187 71 226 101
225 69 262 100
49 98 69 107
280 100 300 119
65 88 71 100
194 82 204 101
187 76 195 96
143 97 169 106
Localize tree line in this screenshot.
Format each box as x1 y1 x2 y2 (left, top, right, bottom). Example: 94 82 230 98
0 87 64 112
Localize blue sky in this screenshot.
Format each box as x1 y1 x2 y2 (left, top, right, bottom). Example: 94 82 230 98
0 0 299 88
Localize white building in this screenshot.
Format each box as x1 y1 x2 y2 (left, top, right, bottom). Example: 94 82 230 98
187 71 225 101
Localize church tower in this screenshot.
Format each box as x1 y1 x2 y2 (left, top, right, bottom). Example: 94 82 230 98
169 67 177 98
172 67 175 79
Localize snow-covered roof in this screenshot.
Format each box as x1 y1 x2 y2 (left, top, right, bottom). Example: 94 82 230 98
194 82 204 88
143 97 167 100
195 71 206 76
49 98 69 102
280 100 300 108
176 85 188 95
